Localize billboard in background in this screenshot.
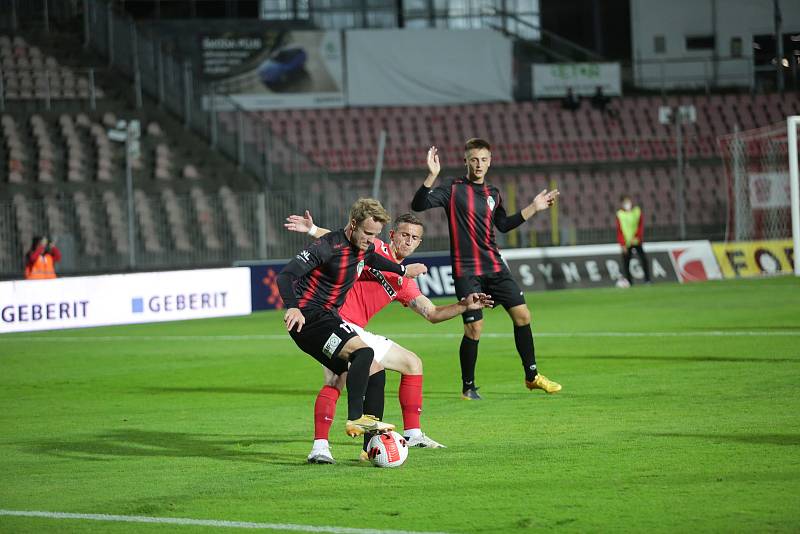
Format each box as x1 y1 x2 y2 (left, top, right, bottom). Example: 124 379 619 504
712 240 794 278
0 268 251 333
748 172 791 209
346 29 512 106
247 241 721 310
201 30 344 109
532 62 622 97
501 241 720 290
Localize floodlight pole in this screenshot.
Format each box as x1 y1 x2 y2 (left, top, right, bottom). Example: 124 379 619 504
788 115 800 276
125 137 136 269
109 121 140 269
676 116 685 240
371 130 387 201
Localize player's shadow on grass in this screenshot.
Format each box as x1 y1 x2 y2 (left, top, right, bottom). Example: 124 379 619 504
647 432 800 446
142 385 319 396
561 354 798 363
24 429 306 466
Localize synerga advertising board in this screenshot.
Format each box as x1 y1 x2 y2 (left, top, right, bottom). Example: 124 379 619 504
0 268 252 333
245 241 722 309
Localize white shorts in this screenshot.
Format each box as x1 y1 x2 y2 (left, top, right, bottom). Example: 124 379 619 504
348 322 394 364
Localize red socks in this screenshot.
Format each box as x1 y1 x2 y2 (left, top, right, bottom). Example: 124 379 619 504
313 375 423 439
399 374 423 431
313 385 340 440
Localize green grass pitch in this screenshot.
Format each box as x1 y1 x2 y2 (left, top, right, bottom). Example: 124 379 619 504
1 277 799 533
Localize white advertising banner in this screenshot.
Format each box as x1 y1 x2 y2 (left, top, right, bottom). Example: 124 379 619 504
748 172 791 209
501 240 721 286
532 62 622 97
0 268 252 333
346 29 512 106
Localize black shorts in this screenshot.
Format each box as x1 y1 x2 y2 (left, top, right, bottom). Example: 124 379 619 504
454 268 526 324
288 307 358 375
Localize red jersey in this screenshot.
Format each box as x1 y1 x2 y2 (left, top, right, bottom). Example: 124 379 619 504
339 238 422 328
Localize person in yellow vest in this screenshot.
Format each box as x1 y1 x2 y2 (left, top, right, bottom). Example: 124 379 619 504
615 195 651 285
24 236 61 280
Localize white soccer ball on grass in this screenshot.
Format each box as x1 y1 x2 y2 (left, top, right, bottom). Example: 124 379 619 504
367 431 408 468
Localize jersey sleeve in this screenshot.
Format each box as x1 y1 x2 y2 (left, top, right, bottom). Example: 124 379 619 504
366 250 405 275
396 277 422 307
276 238 333 308
493 191 525 233
411 178 453 211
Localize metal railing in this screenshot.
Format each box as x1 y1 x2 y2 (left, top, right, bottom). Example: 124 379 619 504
631 56 756 93
0 0 80 33
0 173 729 280
0 187 351 279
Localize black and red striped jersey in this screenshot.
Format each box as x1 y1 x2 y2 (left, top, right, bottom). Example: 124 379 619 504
412 177 525 278
277 229 406 311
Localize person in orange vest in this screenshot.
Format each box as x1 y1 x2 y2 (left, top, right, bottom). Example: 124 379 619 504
616 195 651 286
24 236 61 280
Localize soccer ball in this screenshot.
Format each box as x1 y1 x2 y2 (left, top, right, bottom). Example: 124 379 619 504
615 278 631 289
367 431 408 468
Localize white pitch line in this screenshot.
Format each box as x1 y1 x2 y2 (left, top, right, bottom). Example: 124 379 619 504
1 331 800 342
0 509 451 534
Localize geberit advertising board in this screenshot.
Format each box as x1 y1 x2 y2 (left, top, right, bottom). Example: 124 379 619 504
0 268 252 333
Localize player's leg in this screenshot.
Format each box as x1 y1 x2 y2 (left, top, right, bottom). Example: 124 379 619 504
488 270 562 394
454 275 485 400
380 343 445 448
289 310 392 437
309 359 388 463
339 335 395 436
307 368 345 464
634 244 651 282
508 304 560 393
360 366 386 457
622 247 634 284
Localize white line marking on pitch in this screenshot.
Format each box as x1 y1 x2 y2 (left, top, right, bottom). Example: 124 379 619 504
0 509 452 534
2 331 800 342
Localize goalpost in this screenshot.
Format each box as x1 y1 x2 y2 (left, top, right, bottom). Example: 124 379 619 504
718 116 800 276
790 116 800 277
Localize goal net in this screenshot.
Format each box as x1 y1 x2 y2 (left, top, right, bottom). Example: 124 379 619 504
717 117 800 275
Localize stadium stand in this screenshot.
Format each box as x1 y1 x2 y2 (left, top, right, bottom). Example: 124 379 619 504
0 34 103 101
1 17 796 277
250 94 800 172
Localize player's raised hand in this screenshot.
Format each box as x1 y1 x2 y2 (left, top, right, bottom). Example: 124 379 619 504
284 210 313 234
532 188 559 212
403 263 428 278
284 307 305 332
426 146 440 178
462 292 494 310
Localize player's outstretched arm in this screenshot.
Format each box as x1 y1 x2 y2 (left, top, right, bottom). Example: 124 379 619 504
411 147 446 212
408 292 494 324
284 210 330 238
521 189 559 220
423 146 440 187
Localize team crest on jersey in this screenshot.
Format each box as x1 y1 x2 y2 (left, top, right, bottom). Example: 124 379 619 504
487 196 496 211
356 260 365 277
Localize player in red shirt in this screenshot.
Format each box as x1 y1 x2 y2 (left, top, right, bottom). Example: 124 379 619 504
285 211 492 464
